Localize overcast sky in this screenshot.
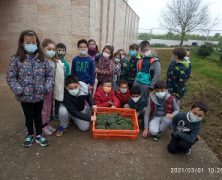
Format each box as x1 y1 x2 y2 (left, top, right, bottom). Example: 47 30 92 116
128 0 222 35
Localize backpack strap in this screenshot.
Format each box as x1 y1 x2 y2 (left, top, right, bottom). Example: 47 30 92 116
137 57 156 71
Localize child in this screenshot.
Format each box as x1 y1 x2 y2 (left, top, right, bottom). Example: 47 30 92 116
134 40 161 100
143 80 179 141
125 86 147 121
94 81 120 108
167 48 191 106
6 30 54 147
115 80 131 108
112 51 121 90
127 43 141 89
56 75 97 136
41 39 60 136
87 39 100 61
118 49 129 81
96 45 114 85
56 43 70 78
71 39 95 93
167 102 208 155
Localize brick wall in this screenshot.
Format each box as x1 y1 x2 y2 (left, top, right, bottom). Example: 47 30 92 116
0 0 139 72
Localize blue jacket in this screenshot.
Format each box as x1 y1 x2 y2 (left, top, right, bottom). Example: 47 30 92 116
172 112 202 144
71 56 95 86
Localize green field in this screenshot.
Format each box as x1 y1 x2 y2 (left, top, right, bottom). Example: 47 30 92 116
157 48 222 161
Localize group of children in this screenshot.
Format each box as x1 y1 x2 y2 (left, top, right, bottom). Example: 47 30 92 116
6 30 208 156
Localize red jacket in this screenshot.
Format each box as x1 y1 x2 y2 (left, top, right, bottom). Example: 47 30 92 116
115 90 131 107
94 86 120 107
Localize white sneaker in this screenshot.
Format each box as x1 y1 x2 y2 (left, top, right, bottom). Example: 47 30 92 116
43 127 53 136
48 125 56 133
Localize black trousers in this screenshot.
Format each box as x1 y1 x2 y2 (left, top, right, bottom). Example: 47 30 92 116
167 136 194 154
21 101 44 135
54 100 61 117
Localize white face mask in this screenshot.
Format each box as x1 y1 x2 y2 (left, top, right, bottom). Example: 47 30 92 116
115 58 120 63
188 112 203 123
120 88 127 94
156 92 166 99
184 56 190 61
68 88 80 96
132 97 140 103
103 52 110 59
143 50 152 57
80 50 88 56
46 50 56 58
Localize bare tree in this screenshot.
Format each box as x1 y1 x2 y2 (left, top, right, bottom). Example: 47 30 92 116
161 0 215 46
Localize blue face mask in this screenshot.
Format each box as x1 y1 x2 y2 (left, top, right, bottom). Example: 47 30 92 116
129 50 136 57
45 50 56 58
24 43 38 53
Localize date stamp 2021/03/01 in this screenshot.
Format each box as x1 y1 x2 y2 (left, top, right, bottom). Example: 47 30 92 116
170 167 222 174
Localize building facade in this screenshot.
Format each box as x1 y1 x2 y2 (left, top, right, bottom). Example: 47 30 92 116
0 0 139 71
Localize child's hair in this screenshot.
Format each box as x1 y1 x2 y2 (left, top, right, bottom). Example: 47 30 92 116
114 51 121 58
102 45 114 59
16 30 44 62
119 79 128 86
65 75 79 86
140 40 150 50
42 39 55 48
154 80 167 89
131 86 141 95
191 102 208 114
129 43 139 51
117 49 126 55
56 43 66 51
77 39 88 48
172 48 186 60
88 39 96 45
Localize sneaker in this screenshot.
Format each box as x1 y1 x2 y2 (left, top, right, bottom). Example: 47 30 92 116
35 135 48 147
48 125 56 133
152 132 162 142
55 127 65 137
43 126 53 136
186 148 192 155
23 135 34 148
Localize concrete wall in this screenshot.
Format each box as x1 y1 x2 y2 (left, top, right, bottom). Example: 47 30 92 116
0 0 139 72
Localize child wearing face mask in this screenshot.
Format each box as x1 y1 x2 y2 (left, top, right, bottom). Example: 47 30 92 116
115 80 131 108
134 40 161 101
71 39 95 93
167 48 191 107
127 44 142 89
168 102 208 155
94 81 120 108
41 39 64 136
143 81 179 141
56 43 70 78
56 75 97 136
6 30 54 147
117 49 129 81
87 39 100 62
112 51 121 90
96 45 114 86
125 86 147 123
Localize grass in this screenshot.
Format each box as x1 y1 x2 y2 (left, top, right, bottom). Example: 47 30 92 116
157 48 222 161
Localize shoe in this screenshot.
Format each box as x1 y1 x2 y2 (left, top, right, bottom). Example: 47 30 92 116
55 127 65 137
43 126 53 136
35 135 48 147
23 135 34 148
186 148 192 155
48 125 56 133
152 132 162 142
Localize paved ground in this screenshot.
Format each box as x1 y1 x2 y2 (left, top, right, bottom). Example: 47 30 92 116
0 74 221 180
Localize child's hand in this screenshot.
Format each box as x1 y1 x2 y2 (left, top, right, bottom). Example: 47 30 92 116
96 68 101 74
166 113 174 119
92 105 97 113
142 128 150 137
108 101 113 106
111 105 116 109
91 115 96 121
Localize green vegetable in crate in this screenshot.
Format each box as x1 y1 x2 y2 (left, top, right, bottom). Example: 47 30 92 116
95 113 134 130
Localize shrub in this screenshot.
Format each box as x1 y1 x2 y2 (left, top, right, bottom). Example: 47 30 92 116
197 43 214 58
